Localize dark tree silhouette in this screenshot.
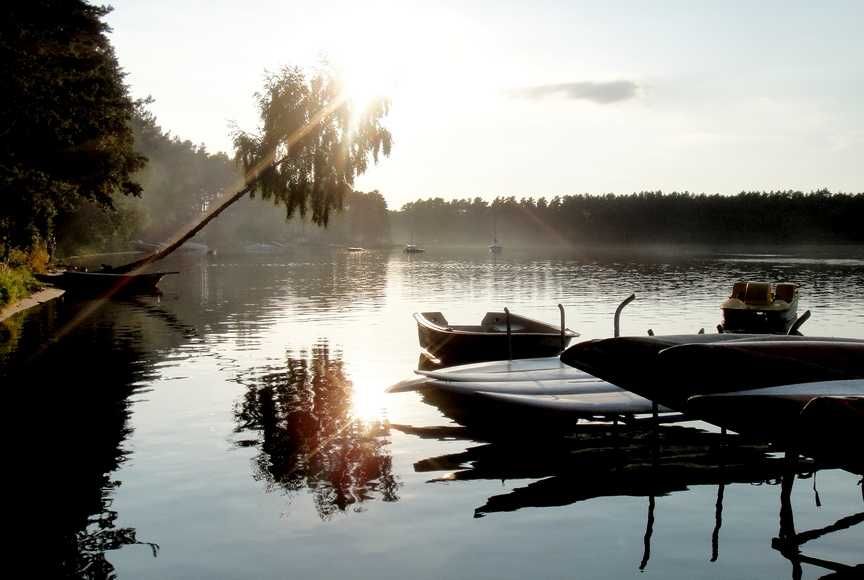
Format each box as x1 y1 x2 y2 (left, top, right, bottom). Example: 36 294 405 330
0 1 145 258
391 190 864 248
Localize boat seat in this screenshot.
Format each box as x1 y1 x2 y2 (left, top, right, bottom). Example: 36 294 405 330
730 281 747 299
423 312 448 326
774 283 797 303
480 312 507 327
743 282 772 305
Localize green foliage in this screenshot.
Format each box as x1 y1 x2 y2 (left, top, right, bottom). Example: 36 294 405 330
54 196 145 257
0 264 40 307
343 190 389 245
393 190 864 247
0 1 145 257
233 66 392 226
50 106 239 257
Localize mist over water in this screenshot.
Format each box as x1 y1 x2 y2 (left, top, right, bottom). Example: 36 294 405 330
4 247 862 579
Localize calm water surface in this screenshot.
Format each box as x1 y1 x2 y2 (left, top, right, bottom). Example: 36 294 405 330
4 248 863 579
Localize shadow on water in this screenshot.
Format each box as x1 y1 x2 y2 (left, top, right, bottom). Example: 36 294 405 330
774 463 864 579
233 342 400 519
395 418 863 574
2 298 170 579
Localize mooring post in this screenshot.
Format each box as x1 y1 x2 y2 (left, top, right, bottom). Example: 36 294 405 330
558 303 566 351
504 306 512 360
614 293 636 338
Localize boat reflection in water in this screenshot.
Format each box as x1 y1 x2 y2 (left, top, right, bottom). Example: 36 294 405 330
396 394 863 575
233 342 400 519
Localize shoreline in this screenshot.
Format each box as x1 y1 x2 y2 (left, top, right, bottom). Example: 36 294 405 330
0 287 65 323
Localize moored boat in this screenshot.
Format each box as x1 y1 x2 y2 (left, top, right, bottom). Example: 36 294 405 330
36 270 178 295
719 281 799 333
559 334 864 408
686 380 864 437
415 311 579 365
398 377 620 396
415 355 585 382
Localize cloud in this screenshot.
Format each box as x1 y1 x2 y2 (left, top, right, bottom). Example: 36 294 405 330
510 80 639 104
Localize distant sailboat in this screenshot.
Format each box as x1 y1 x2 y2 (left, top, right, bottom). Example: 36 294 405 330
404 224 425 253
489 213 503 253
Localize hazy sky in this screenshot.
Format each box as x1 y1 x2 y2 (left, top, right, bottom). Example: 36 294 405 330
106 0 864 208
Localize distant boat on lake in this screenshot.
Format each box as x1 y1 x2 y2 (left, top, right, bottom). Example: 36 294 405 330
404 243 425 253
489 213 503 253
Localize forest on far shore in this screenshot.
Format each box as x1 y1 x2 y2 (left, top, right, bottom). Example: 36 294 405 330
391 191 864 248
54 172 864 254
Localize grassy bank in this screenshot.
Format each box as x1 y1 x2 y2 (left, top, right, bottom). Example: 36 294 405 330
0 265 41 308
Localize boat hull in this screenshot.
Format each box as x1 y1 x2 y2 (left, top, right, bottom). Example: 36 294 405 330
687 387 863 473
38 271 175 295
560 335 864 410
720 306 797 333
418 323 572 365
651 341 864 409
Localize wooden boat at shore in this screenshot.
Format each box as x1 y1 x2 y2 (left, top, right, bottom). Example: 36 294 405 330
36 270 178 295
719 281 799 333
415 311 579 365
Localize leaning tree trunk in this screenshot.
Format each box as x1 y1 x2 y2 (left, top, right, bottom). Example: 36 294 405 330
111 184 253 274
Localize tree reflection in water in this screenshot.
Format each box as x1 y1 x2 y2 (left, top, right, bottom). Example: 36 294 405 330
3 299 162 578
234 342 399 519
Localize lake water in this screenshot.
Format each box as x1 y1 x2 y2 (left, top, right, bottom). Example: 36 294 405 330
3 248 863 579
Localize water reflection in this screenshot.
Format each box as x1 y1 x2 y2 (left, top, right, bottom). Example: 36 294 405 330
233 342 400 519
397 418 863 574
2 299 163 578
774 467 863 579
5 249 863 579
396 423 796 515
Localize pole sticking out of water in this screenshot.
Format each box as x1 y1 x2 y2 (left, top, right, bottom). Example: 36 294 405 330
614 294 636 338
788 310 811 335
558 303 565 351
504 307 512 360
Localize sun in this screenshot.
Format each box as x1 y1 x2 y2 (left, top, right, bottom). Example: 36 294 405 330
318 2 431 111
339 61 396 111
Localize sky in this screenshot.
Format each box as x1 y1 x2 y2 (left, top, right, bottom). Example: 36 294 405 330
106 0 864 208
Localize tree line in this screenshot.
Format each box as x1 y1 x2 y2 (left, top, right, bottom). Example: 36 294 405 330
391 191 864 247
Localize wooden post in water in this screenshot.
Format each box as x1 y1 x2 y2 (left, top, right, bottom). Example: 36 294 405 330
504 307 513 360
558 303 566 351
